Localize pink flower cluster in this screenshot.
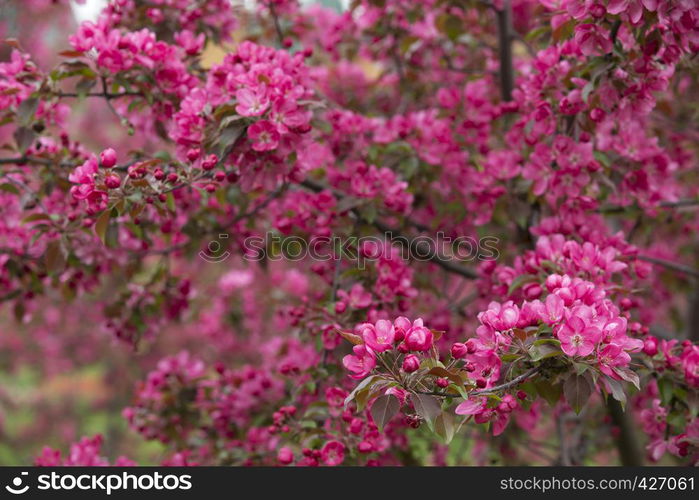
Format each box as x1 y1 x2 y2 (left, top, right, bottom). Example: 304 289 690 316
455 394 522 436
35 435 135 466
69 21 197 99
173 41 315 189
68 155 108 214
123 351 284 444
467 275 643 380
343 317 433 379
328 161 414 214
103 0 237 41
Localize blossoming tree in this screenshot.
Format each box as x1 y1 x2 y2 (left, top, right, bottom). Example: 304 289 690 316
0 0 698 466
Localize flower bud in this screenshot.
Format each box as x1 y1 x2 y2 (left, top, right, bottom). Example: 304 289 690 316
186 148 200 162
201 153 218 170
104 174 121 189
100 148 117 168
404 325 433 351
402 354 420 373
451 342 468 359
642 336 659 357
277 446 294 465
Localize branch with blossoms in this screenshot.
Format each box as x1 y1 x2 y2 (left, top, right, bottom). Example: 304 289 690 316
1 0 699 468
341 271 697 454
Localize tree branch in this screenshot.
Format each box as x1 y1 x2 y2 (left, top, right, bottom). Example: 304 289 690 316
606 398 643 466
56 91 142 99
419 366 540 398
268 2 285 48
637 255 699 279
299 178 478 280
496 0 514 101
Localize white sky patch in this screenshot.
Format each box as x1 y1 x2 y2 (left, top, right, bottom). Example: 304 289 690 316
70 0 106 23
69 0 348 24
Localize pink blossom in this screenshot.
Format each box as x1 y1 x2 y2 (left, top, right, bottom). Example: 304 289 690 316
557 315 601 357
247 120 280 151
342 344 376 380
235 87 270 117
320 441 345 466
359 320 395 352
404 322 433 352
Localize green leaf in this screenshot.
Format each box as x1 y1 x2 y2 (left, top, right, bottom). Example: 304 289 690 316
94 209 111 245
17 97 38 126
563 371 593 414
657 377 674 405
21 213 51 224
604 376 627 408
344 375 380 408
529 342 563 361
411 393 440 431
533 338 561 346
370 394 400 431
165 192 176 212
44 240 66 274
0 183 20 195
75 77 97 99
427 367 463 386
614 367 640 390
338 329 363 346
534 379 562 407
573 362 591 376
507 274 538 296
434 411 455 444
13 126 36 154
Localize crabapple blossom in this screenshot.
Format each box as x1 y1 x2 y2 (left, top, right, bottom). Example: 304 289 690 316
1 0 697 468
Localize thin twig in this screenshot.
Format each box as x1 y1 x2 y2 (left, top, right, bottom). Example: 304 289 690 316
56 91 142 99
268 2 285 48
419 366 540 398
637 255 699 279
299 178 478 280
495 0 514 101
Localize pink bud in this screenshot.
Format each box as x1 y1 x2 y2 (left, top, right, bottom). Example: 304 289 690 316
186 148 200 162
404 325 433 351
451 342 468 359
590 108 606 122
277 447 294 465
589 3 606 18
201 154 218 170
100 148 117 168
642 336 659 356
105 174 121 189
402 354 420 373
358 441 373 453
